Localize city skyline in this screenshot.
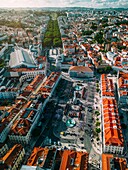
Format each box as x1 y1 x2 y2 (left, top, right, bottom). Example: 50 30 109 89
0 0 128 8
0 4 127 170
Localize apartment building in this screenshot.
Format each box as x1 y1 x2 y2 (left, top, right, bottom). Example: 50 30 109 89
0 144 25 170
21 147 89 170
117 71 128 105
38 72 61 98
0 143 8 157
102 154 128 170
101 74 124 154
0 91 17 100
69 66 94 78
9 101 43 144
0 100 26 143
102 98 124 154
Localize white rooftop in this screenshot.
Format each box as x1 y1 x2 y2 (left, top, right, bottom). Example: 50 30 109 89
9 47 36 68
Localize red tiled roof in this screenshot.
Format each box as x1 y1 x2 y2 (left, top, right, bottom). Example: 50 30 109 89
102 154 128 170
59 150 88 170
38 72 60 94
25 74 44 91
118 72 128 89
27 147 49 166
69 66 93 72
102 98 124 146
10 119 31 136
101 74 114 97
0 144 23 167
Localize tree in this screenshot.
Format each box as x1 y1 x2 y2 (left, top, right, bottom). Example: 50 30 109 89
96 122 100 127
53 38 62 47
96 137 100 141
96 83 99 88
0 19 26 28
97 66 112 74
96 112 100 116
116 20 128 26
91 23 97 30
0 59 5 68
95 128 101 133
118 45 126 50
113 70 117 74
94 32 104 44
104 66 112 73
96 118 99 121
82 30 93 36
102 23 109 27
45 32 53 38
95 111 99 114
43 18 62 48
96 88 100 92
43 38 52 47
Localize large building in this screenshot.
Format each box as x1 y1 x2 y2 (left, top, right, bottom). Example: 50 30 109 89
9 47 37 68
9 101 43 144
0 103 24 143
21 147 89 170
117 71 128 105
0 143 8 157
106 51 117 65
102 154 128 170
59 150 89 170
0 144 25 170
101 74 124 154
0 91 17 100
69 66 94 78
102 98 124 154
38 72 61 97
101 74 114 97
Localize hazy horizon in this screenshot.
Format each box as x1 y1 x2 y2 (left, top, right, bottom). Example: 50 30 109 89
0 0 127 9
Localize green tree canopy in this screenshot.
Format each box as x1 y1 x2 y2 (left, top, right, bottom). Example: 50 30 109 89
43 18 62 48
94 32 104 44
95 128 101 133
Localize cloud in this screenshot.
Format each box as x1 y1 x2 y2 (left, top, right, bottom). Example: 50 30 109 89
0 0 128 8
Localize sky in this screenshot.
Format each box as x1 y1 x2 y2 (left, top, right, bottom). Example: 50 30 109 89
0 0 128 8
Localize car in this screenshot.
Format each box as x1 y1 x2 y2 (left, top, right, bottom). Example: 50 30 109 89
80 137 84 141
81 146 86 149
88 124 91 127
88 106 92 108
